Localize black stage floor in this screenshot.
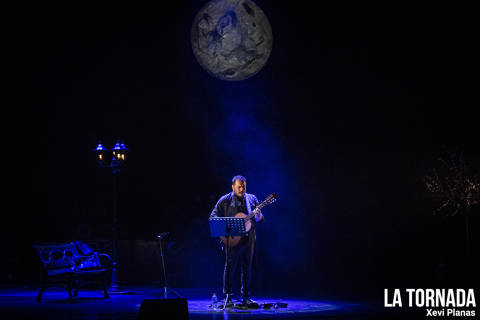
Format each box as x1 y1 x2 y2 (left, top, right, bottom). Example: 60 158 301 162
0 286 424 319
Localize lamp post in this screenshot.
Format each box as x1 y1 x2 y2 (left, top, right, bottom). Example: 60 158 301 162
94 140 131 294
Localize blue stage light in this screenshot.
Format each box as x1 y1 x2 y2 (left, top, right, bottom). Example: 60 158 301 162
95 141 106 151
112 141 122 150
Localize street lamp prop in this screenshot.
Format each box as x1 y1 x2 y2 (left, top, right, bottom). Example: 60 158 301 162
94 140 132 294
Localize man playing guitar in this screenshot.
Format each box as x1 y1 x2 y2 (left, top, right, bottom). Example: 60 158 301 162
210 175 264 307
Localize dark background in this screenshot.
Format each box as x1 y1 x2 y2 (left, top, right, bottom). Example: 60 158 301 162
5 2 480 301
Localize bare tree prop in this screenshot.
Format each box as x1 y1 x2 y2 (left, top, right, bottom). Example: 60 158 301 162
425 153 479 216
424 152 479 265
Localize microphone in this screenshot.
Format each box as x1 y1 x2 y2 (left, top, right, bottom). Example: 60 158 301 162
156 232 169 240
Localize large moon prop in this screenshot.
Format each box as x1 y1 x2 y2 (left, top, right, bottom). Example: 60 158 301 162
191 0 273 81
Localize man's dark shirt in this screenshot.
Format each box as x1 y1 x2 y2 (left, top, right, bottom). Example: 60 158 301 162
210 192 262 240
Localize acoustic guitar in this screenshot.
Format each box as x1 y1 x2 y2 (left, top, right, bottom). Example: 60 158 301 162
220 193 277 247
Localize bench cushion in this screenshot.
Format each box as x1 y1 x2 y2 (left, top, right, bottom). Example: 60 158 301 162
35 242 110 276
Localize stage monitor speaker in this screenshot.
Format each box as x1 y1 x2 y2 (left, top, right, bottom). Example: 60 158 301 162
138 299 189 320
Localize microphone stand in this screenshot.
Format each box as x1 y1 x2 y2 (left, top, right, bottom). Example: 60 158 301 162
157 233 181 299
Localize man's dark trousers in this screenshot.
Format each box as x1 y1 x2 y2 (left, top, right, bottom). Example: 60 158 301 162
223 235 255 299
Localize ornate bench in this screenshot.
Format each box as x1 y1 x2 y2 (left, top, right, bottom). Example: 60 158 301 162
34 241 112 303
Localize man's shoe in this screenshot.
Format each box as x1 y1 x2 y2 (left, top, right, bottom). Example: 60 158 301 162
242 297 255 304
242 298 259 308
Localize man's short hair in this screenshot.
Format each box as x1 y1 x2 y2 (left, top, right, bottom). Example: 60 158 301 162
232 175 246 185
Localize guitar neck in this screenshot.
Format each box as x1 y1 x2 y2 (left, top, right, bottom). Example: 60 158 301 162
245 201 267 220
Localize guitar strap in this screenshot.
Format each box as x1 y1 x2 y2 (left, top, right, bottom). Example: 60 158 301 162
245 193 253 216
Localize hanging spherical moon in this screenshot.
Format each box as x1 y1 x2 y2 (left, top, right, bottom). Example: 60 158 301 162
191 0 273 81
